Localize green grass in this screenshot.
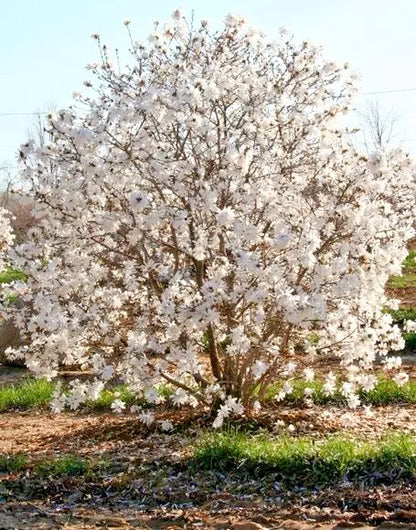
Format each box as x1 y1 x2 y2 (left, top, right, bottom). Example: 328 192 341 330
0 378 55 411
0 268 27 284
384 307 416 351
0 453 28 473
388 307 416 324
0 452 113 479
361 377 416 404
193 430 416 485
387 274 416 289
0 378 168 412
264 377 416 405
34 454 90 478
2 375 416 413
387 251 416 289
86 382 173 410
403 332 416 350
86 384 140 410
402 251 416 273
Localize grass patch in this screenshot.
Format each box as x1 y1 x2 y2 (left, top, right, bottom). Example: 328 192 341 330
387 251 416 289
402 251 416 273
86 384 140 411
0 268 27 285
193 430 416 485
264 377 416 406
0 377 164 412
0 378 55 411
388 307 416 325
263 379 334 405
34 454 90 478
361 378 416 404
384 307 416 351
387 274 416 289
0 453 28 473
404 332 416 350
2 375 416 413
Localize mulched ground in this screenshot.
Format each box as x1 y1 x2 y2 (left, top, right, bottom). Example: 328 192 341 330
2 404 416 529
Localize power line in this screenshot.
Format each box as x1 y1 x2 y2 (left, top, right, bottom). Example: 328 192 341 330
0 112 49 117
362 88 416 96
0 86 414 116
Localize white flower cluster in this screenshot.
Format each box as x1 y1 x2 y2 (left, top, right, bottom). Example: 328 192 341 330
6 11 415 420
0 208 14 271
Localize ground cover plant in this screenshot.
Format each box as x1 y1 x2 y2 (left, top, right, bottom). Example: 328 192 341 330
388 250 416 290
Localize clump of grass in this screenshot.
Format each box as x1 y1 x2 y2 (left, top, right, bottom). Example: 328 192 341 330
403 332 416 350
384 307 416 351
86 384 139 411
0 267 27 285
0 378 55 411
0 453 28 472
402 251 416 273
34 455 90 478
263 379 343 405
361 377 416 404
388 307 416 325
193 430 314 479
388 275 416 289
193 431 416 485
81 382 172 411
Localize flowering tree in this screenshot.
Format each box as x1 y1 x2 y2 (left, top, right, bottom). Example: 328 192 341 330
0 208 14 272
6 12 416 426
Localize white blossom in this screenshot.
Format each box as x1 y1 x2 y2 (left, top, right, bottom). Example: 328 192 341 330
393 371 409 387
111 398 126 413
129 191 149 209
138 410 155 426
159 419 174 431
303 368 315 382
252 360 269 379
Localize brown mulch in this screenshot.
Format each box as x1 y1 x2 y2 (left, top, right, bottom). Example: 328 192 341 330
2 497 416 528
2 408 416 528
2 403 416 458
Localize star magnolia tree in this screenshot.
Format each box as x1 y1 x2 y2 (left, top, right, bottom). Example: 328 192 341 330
6 11 416 427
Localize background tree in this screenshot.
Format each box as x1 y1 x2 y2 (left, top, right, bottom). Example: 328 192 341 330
358 99 400 151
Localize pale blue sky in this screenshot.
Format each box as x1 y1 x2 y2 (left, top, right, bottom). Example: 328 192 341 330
1 0 416 174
